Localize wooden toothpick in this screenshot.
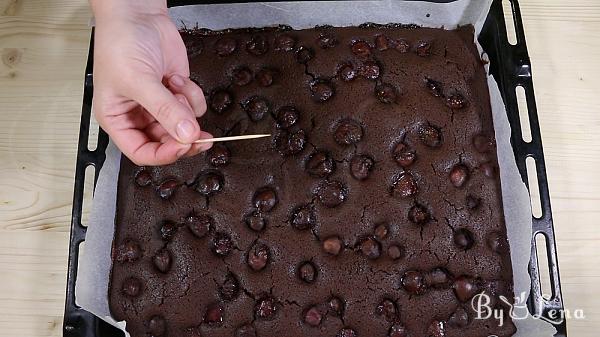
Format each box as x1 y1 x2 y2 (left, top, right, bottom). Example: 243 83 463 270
193 134 271 144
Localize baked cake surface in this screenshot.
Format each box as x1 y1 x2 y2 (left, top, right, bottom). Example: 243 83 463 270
109 25 517 337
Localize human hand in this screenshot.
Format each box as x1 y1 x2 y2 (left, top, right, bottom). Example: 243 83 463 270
91 0 212 166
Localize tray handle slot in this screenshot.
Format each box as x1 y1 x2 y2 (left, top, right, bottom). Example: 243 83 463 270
516 85 532 143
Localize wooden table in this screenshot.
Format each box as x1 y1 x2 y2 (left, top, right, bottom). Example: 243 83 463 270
0 1 598 336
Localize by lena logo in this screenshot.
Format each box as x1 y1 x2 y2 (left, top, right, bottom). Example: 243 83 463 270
471 291 585 327
498 292 529 321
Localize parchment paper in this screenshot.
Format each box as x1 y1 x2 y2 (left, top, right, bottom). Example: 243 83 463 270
76 1 556 336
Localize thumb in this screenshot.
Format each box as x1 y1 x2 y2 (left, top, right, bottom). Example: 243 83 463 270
129 75 201 144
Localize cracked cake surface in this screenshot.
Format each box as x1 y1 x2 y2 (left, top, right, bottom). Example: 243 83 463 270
109 24 516 337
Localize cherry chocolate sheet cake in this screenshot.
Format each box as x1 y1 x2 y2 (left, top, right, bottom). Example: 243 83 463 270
109 24 516 337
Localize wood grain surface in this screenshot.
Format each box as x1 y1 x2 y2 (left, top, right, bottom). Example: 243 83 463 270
0 0 598 336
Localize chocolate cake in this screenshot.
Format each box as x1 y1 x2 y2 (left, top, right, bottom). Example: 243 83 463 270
109 25 517 337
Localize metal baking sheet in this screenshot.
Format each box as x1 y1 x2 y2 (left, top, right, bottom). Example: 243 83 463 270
75 1 557 336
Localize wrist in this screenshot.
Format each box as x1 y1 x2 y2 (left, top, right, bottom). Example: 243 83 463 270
90 0 168 20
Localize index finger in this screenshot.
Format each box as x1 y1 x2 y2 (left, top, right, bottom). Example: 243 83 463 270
111 127 191 166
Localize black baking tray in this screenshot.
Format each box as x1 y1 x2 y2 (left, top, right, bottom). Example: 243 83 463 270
62 0 567 336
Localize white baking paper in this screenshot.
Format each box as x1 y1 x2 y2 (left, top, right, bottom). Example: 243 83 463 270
76 1 556 336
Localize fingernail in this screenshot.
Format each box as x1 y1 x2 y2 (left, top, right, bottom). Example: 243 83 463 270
176 119 196 142
198 131 214 151
170 74 185 87
200 143 214 152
